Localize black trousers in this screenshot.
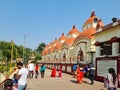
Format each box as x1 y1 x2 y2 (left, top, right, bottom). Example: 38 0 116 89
41 71 45 78
89 74 94 84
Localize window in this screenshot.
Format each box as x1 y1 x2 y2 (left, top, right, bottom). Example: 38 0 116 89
100 42 112 55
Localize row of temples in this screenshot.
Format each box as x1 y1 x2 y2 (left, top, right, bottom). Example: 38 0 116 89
41 11 120 66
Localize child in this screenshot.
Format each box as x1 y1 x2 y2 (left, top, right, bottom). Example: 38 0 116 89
13 73 18 89
58 68 62 77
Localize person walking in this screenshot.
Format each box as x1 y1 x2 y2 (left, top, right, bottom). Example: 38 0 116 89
17 62 28 90
76 65 84 84
51 65 56 77
72 64 77 78
28 61 34 79
58 67 62 77
88 63 95 85
106 68 118 90
40 64 46 78
35 63 39 79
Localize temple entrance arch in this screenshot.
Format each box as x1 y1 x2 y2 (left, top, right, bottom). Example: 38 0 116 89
63 52 66 62
77 47 84 62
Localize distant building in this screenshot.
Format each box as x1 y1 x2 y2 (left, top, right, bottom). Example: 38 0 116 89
30 54 35 59
16 58 23 62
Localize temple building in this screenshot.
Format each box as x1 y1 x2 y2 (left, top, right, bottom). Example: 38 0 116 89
72 11 103 64
41 12 120 86
93 18 120 81
42 11 104 64
61 25 80 63
94 18 120 57
42 33 67 63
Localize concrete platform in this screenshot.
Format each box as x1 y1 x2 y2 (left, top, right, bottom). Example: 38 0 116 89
26 69 120 90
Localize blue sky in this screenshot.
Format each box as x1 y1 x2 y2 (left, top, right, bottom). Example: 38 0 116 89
0 0 120 49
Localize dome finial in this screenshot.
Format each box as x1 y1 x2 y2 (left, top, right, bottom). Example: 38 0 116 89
72 25 76 29
90 10 95 17
62 32 64 36
55 38 57 40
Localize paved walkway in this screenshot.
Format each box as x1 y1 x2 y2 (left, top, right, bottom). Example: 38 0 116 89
26 69 120 90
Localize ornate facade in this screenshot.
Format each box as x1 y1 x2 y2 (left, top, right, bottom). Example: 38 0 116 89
42 11 104 64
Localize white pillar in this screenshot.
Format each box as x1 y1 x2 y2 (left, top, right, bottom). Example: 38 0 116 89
112 42 119 55
96 46 100 57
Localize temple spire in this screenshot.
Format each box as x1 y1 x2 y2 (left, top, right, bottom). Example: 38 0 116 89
90 10 96 17
72 25 76 29
62 32 64 36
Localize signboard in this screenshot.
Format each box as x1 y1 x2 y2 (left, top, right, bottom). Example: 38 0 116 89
62 66 65 71
97 60 117 77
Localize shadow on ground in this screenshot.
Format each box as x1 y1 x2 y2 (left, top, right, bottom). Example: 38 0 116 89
70 79 91 85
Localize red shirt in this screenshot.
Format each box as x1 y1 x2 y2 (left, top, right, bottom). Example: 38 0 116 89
35 65 39 71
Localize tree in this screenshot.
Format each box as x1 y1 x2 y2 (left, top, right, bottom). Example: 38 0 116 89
0 41 33 62
36 42 46 54
0 40 34 73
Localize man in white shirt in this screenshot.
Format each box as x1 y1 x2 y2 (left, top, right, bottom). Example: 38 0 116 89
28 61 34 78
17 62 28 90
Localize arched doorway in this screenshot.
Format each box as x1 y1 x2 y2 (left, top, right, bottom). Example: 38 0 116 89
77 48 84 62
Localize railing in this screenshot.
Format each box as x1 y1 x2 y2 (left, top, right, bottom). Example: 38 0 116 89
0 67 18 89
0 79 6 89
38 62 86 75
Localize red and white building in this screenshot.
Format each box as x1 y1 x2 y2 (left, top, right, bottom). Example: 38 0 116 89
94 18 120 84
42 11 104 65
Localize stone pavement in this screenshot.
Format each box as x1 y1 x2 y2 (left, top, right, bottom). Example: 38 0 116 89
26 69 120 90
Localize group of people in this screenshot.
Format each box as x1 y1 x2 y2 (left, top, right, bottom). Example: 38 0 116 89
3 61 118 90
50 65 62 78
27 61 46 79
73 63 118 90
72 63 95 85
3 62 46 90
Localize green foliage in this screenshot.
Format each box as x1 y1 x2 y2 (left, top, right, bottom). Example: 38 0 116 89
0 40 33 67
0 41 11 61
35 54 42 60
35 42 46 54
0 41 46 73
33 42 46 63
0 64 4 73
